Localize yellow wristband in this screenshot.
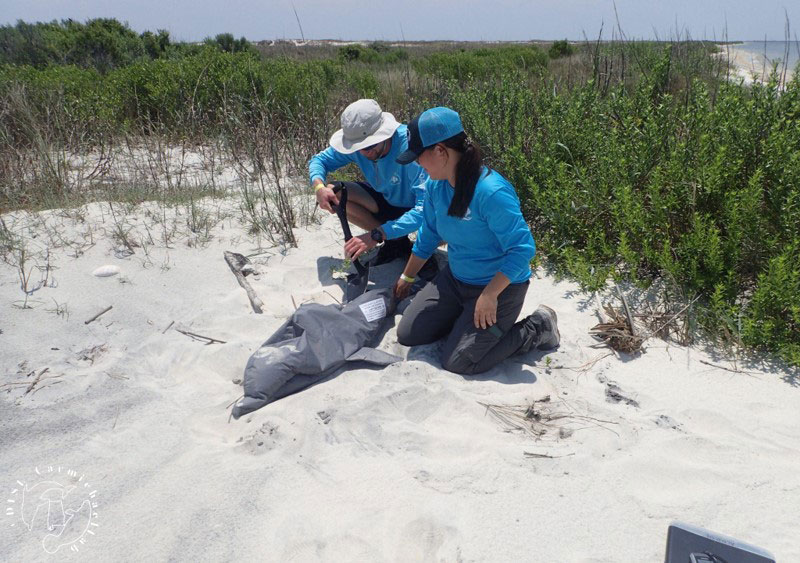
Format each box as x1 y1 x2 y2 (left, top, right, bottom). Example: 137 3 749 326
313 183 325 192
400 273 416 283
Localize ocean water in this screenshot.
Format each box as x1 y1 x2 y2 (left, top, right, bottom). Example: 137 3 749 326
733 41 800 73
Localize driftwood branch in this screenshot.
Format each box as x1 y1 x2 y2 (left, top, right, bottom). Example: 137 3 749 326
224 251 263 314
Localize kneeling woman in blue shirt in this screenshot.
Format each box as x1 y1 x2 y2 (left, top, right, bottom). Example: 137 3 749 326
394 107 559 375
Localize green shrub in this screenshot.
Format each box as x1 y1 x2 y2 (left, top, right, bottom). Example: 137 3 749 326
548 40 574 59
338 43 408 65
742 241 800 365
413 45 547 80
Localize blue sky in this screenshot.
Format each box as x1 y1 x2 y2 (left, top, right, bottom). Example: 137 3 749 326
2 1 798 42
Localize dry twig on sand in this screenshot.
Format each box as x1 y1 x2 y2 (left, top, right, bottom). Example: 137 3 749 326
590 303 644 353
322 290 341 305
1 368 64 395
523 451 576 459
25 367 49 394
85 305 113 325
556 351 616 373
698 359 760 377
591 290 701 353
480 395 618 440
175 328 227 345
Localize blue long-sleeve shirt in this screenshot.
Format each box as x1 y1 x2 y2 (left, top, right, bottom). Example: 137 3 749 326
308 125 428 239
412 168 536 285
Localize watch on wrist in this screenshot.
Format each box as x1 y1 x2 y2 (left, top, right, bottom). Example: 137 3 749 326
370 228 385 244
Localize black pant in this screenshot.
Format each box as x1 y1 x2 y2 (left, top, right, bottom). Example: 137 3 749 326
397 265 529 375
341 181 410 223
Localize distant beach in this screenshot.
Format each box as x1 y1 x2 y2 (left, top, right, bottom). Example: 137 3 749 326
722 41 799 85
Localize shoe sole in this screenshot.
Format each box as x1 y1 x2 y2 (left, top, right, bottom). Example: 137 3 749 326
537 305 561 349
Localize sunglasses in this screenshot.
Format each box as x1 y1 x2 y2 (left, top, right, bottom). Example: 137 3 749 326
361 139 386 153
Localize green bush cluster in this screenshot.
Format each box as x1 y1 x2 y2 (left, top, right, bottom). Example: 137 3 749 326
548 40 574 59
338 43 408 64
205 33 256 55
0 47 381 138
451 50 800 365
413 44 548 80
0 19 260 73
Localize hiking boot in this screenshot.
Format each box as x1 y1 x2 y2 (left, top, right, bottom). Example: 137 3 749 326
372 236 412 266
518 305 561 354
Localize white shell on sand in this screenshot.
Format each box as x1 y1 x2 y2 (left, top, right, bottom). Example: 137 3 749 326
92 265 121 277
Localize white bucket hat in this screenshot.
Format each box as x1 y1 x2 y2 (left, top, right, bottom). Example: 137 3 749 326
329 99 401 154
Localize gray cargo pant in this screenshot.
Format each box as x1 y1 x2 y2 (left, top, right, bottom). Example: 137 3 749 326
397 264 529 375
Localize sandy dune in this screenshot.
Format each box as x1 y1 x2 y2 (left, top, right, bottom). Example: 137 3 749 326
1 202 798 561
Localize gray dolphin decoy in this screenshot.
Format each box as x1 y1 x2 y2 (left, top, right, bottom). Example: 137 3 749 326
232 287 401 419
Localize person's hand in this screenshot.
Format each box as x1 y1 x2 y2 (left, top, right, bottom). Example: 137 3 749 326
344 233 376 261
315 184 339 213
474 291 498 329
394 277 413 300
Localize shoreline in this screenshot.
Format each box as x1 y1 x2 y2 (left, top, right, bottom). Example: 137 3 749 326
718 43 796 86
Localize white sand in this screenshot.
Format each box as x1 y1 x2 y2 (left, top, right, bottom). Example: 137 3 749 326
2 200 799 562
720 43 796 87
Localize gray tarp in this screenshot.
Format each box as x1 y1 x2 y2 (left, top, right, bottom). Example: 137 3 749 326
232 287 401 419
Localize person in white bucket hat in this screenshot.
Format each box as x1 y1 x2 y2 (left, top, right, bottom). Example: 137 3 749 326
309 99 429 266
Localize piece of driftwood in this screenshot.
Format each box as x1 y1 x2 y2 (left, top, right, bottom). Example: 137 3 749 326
224 251 263 314
85 305 113 325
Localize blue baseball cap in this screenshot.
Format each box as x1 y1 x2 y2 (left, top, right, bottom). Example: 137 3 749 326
396 107 464 164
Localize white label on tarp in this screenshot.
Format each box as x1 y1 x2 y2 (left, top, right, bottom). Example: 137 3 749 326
359 298 386 322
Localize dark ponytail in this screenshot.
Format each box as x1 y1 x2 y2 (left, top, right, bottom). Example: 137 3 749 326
442 132 486 218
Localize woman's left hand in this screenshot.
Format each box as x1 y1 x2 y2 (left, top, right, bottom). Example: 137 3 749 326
344 233 377 261
474 291 498 329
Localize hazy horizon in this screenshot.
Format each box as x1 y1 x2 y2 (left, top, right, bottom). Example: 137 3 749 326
2 1 799 44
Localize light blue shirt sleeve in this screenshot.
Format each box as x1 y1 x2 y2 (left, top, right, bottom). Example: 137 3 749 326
411 182 440 260
380 166 428 239
308 147 356 185
483 188 536 281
